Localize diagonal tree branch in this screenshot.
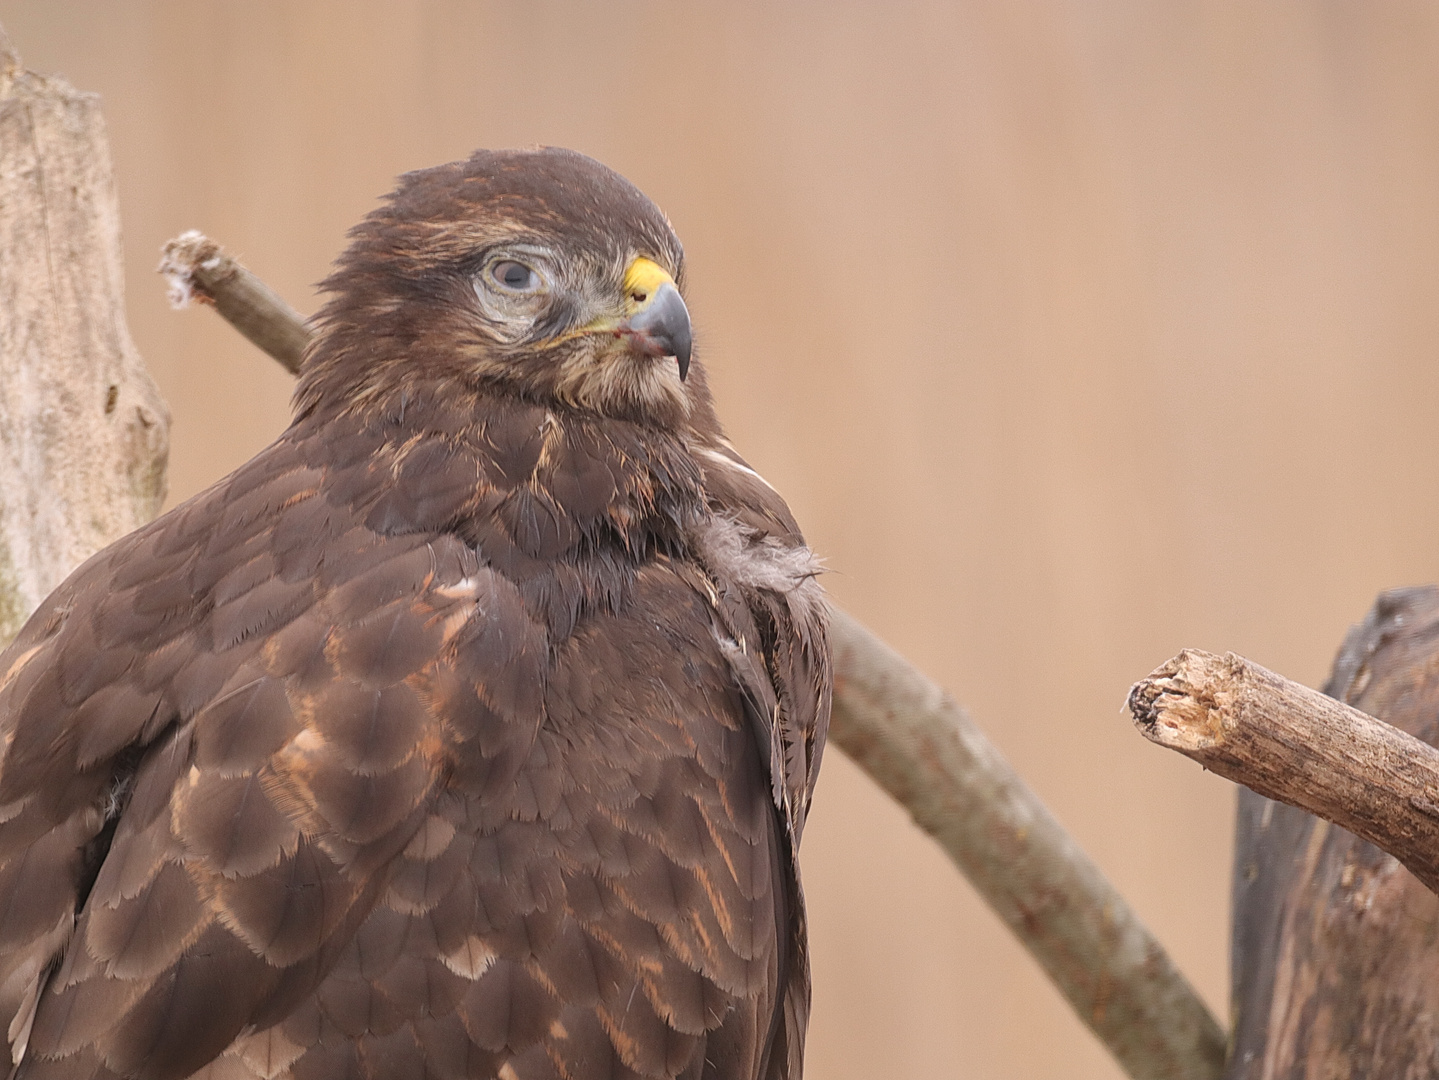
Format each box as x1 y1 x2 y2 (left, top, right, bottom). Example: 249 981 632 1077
830 612 1226 1078
160 232 1228 1080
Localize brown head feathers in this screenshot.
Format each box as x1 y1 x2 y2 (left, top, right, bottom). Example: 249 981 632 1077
296 147 699 429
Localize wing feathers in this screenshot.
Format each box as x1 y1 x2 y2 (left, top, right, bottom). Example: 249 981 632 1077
172 771 300 877
85 859 206 981
0 409 826 1080
192 680 299 778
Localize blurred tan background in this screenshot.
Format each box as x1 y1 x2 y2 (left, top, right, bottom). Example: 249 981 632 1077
5 2 1439 1076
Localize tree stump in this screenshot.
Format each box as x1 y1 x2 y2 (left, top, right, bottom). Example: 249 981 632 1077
1130 587 1439 1076
0 27 168 645
1227 587 1439 1078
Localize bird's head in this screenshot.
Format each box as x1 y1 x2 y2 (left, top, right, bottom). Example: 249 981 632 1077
299 147 701 429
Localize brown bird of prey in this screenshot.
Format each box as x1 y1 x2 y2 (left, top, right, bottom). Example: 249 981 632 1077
0 148 829 1080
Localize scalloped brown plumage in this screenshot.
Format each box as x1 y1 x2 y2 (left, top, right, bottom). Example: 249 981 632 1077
0 148 829 1080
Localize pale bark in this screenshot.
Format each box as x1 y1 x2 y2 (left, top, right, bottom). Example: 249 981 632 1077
163 236 1226 1080
0 29 168 645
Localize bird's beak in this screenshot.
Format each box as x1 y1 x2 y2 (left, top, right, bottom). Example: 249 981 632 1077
617 257 692 381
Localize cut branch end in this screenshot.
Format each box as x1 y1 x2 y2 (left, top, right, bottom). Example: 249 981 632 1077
1128 650 1244 753
1129 646 1439 898
158 231 310 374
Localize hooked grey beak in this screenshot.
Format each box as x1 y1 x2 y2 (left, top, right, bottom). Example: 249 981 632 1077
622 281 692 381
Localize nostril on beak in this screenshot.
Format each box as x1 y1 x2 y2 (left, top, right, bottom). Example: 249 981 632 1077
623 282 692 381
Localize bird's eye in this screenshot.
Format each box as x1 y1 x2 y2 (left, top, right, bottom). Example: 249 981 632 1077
489 260 541 293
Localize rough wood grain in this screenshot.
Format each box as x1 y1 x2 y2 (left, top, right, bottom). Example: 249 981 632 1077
160 231 1228 1080
1129 646 1439 898
1224 587 1439 1080
0 28 168 645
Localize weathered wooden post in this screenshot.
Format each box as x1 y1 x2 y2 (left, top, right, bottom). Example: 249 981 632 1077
0 26 168 646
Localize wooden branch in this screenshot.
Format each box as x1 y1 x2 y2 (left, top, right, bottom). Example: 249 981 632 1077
0 30 169 646
830 613 1227 1079
1130 648 1439 896
159 231 310 373
164 237 1227 1080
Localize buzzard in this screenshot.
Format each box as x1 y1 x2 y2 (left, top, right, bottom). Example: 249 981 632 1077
0 148 829 1080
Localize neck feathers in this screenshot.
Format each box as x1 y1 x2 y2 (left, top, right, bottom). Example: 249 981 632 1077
293 388 708 637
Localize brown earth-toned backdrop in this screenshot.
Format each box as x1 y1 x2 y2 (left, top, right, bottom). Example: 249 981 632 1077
5 3 1439 1077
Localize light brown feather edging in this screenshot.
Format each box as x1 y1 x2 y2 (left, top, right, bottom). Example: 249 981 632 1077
161 233 1227 1080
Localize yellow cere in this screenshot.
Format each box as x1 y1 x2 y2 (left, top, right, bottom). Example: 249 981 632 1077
549 256 678 346
622 257 675 313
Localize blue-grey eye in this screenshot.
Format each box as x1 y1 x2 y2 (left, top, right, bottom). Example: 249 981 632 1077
490 260 540 293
